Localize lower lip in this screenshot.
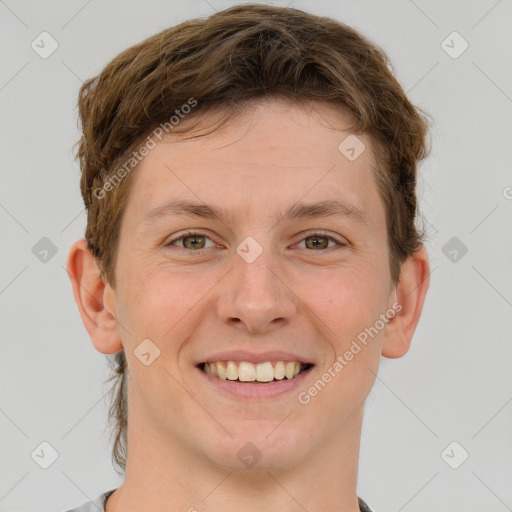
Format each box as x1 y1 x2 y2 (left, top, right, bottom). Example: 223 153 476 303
196 366 314 400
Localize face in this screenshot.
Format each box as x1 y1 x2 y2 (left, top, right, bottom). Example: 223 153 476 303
110 98 397 471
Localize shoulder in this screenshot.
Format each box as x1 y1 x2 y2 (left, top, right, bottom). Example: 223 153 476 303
63 489 117 512
358 496 374 512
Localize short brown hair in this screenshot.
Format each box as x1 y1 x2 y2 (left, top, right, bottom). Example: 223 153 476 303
75 3 430 474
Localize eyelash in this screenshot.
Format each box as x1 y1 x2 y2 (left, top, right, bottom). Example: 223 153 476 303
166 230 347 253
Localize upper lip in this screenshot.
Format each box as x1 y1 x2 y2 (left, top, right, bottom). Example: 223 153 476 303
197 350 314 365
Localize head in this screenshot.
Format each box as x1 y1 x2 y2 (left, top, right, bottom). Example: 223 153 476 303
68 4 430 475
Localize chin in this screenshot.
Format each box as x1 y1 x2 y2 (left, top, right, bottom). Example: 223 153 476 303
204 423 308 472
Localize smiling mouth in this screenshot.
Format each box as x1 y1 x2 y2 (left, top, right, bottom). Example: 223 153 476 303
199 361 313 383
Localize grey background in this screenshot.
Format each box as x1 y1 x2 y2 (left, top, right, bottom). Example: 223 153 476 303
1 1 511 511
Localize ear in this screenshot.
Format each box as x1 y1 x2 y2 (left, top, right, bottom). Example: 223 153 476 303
381 245 430 359
66 239 123 354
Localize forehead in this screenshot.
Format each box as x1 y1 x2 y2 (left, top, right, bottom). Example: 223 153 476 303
124 98 385 230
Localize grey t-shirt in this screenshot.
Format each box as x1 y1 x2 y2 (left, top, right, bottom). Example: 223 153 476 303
64 489 116 512
64 489 374 511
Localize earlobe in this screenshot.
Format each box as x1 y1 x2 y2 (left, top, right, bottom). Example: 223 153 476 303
66 239 123 354
381 245 430 359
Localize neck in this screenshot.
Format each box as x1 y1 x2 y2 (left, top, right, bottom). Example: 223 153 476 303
106 388 364 512
106 424 363 512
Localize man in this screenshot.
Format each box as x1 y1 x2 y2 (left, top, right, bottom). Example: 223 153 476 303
65 4 430 511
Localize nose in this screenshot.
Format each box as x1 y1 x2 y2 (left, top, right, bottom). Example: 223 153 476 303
216 244 297 334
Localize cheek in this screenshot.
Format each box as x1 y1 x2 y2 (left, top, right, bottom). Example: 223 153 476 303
116 260 215 342
291 261 391 401
293 261 389 335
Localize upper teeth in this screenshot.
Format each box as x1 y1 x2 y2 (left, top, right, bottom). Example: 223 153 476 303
204 361 304 382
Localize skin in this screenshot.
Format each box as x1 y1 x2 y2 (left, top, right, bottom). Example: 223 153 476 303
67 98 429 512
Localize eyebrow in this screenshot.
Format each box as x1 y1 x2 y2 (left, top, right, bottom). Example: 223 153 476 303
139 198 369 228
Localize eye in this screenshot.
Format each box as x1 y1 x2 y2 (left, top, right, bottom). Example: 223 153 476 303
165 230 346 253
166 230 218 251
295 232 346 250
